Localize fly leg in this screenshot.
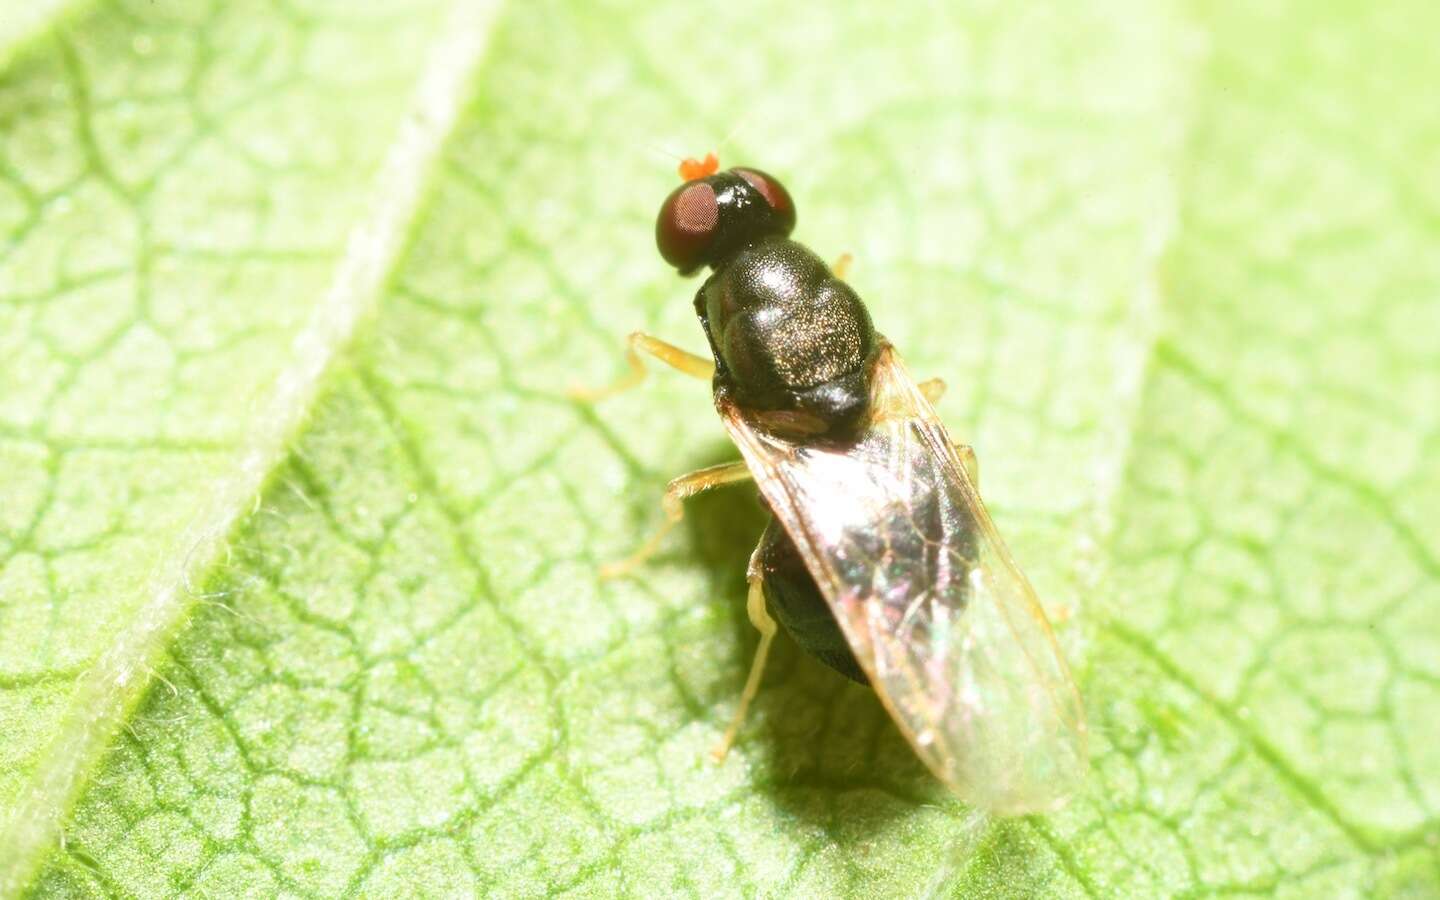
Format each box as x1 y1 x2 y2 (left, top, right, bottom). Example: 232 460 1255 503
914 377 977 484
570 331 715 401
831 252 853 280
600 461 752 579
918 377 947 403
954 442 978 487
711 572 777 761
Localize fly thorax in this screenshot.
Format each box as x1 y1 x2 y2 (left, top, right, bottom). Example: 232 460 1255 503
699 239 878 434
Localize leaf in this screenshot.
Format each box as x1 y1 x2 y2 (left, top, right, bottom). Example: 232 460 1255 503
2 0 1437 896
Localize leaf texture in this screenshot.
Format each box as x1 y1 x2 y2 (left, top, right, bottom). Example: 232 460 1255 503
0 0 1436 896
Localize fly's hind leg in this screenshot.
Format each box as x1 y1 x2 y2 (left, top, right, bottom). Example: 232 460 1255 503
570 331 715 402
711 573 778 761
600 461 752 579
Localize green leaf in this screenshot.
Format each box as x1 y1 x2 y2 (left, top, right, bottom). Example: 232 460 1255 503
3 0 1437 896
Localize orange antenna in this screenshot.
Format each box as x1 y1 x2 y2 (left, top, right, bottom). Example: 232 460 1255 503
678 152 719 181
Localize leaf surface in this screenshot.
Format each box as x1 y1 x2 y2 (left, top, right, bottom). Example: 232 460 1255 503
1 0 1437 896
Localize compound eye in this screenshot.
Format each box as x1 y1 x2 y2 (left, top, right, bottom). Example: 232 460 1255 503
656 181 719 274
733 167 796 234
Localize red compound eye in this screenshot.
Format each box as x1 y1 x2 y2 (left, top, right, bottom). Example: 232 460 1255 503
732 167 796 234
656 180 719 273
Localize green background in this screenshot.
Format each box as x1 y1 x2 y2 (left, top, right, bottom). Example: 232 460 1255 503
1 0 1437 896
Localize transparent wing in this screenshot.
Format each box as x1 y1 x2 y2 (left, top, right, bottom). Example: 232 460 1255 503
720 344 1087 814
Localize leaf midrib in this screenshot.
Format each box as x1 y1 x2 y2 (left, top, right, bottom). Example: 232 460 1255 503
0 1 505 893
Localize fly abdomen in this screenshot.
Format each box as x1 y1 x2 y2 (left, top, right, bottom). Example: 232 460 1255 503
757 516 867 683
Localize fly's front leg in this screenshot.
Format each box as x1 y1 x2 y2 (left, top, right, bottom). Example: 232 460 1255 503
711 573 777 761
831 253 853 280
570 331 715 402
600 461 752 579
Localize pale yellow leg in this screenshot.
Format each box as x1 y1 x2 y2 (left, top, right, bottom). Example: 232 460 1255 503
955 442 978 487
570 331 715 402
711 576 778 761
831 252 853 280
915 377 974 484
918 377 946 403
600 461 752 579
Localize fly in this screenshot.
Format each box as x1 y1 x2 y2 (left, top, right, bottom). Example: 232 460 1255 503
575 154 1087 814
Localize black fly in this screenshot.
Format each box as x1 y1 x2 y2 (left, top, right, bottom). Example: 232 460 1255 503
576 154 1087 814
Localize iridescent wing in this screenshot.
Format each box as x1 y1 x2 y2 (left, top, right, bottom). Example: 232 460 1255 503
719 344 1087 814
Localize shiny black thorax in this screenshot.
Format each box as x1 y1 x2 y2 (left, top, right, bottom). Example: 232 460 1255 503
696 237 879 439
